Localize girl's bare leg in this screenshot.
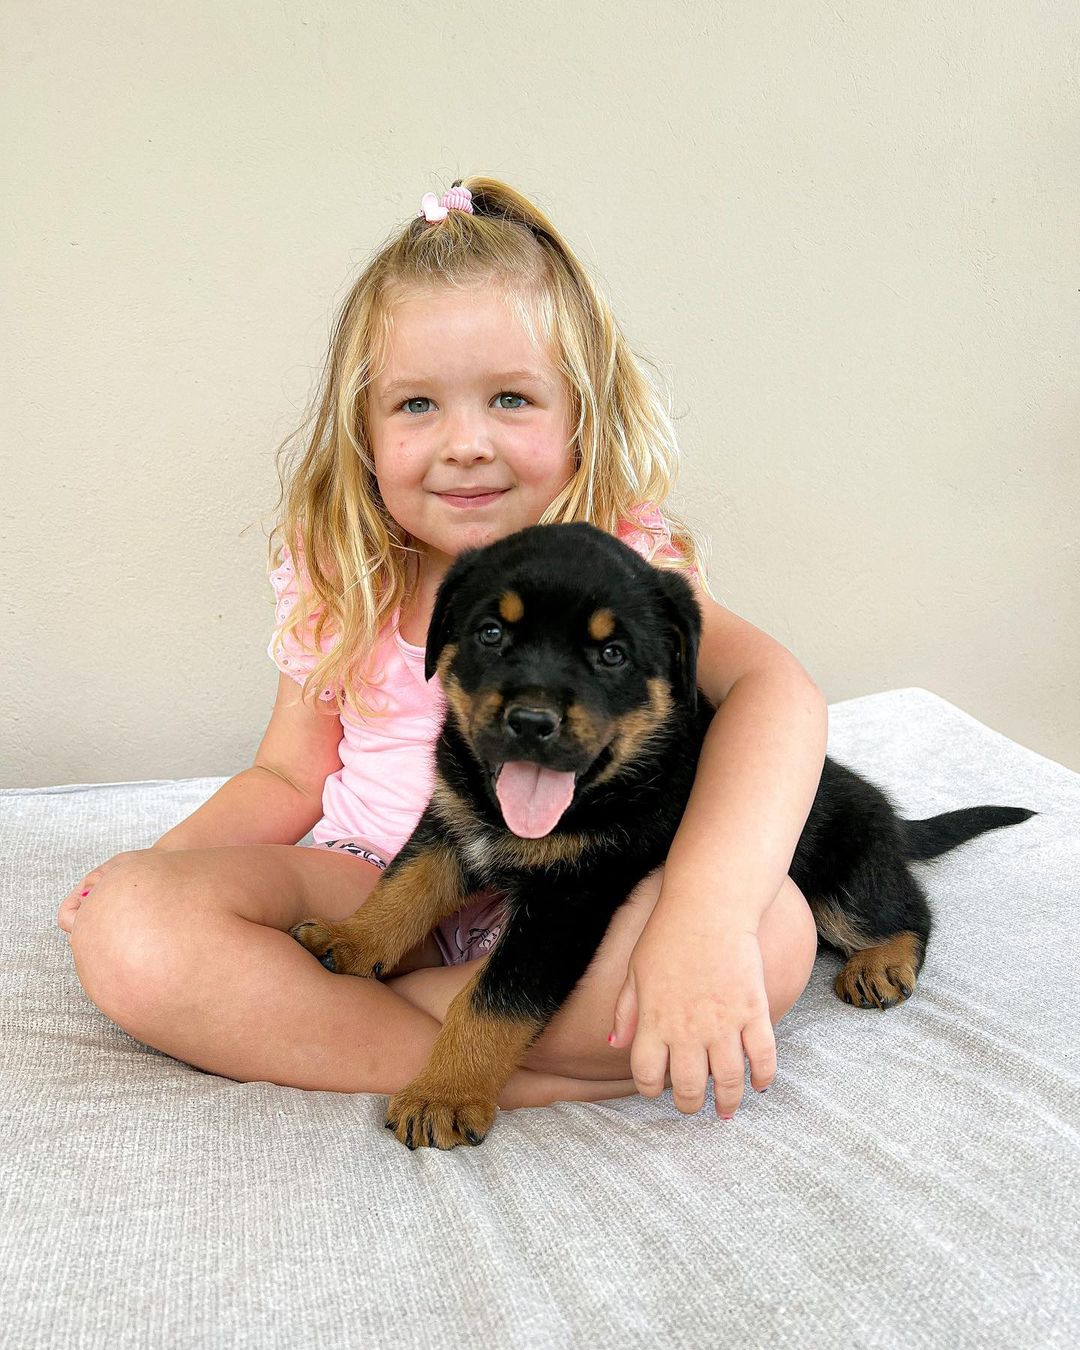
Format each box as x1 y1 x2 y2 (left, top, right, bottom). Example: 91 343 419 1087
66 846 637 1111
389 869 819 1085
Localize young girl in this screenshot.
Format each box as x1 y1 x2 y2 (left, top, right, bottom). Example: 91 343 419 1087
58 176 825 1120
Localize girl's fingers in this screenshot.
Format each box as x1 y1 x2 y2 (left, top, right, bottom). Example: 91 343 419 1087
742 1017 777 1094
708 1033 748 1119
628 1031 669 1100
667 1041 710 1115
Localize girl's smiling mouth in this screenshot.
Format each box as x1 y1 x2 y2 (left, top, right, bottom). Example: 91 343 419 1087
436 489 509 509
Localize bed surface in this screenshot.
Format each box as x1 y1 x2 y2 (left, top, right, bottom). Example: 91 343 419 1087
2 688 1077 1348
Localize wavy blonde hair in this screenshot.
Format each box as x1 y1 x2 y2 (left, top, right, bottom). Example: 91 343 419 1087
269 174 712 720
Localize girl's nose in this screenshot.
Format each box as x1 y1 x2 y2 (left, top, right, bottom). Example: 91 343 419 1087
442 437 496 466
441 408 496 464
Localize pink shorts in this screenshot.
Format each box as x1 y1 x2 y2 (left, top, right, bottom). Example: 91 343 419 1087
311 837 508 968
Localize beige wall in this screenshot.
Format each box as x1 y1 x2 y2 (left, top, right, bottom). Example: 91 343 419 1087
4 1 1077 787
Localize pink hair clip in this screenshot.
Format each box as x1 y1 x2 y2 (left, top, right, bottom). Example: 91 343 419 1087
418 184 474 222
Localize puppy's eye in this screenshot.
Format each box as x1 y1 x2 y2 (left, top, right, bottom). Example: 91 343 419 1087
599 643 626 667
478 622 504 647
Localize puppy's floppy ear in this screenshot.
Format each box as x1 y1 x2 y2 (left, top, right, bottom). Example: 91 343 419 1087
653 568 702 711
424 547 482 681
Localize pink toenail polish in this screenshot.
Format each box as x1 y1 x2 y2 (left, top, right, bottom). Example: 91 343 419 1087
80 891 89 897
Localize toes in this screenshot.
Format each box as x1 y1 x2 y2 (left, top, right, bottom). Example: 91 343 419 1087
836 934 923 1010
862 975 896 1010
384 1088 496 1150
834 958 916 1009
289 921 323 949
884 962 917 1005
289 920 386 978
290 922 334 967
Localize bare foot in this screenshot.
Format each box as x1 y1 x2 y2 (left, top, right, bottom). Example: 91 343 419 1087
57 889 88 934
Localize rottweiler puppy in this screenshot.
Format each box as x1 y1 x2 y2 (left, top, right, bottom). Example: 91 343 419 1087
291 522 1034 1149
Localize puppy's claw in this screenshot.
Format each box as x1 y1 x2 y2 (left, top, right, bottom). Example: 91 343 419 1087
834 951 918 1010
289 917 388 978
384 1082 497 1151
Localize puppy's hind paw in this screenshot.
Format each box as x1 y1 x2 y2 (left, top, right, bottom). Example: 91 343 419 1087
834 933 922 1010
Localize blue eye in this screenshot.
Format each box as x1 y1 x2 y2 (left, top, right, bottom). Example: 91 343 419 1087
397 391 530 415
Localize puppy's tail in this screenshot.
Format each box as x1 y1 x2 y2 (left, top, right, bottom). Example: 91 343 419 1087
903 806 1036 861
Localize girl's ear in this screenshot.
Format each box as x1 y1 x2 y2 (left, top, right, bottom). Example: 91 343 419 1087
652 569 703 711
424 548 482 681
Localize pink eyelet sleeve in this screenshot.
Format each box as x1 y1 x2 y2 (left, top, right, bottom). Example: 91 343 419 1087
615 502 701 583
267 547 340 703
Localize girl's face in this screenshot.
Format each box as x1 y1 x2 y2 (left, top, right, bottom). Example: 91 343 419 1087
367 285 577 586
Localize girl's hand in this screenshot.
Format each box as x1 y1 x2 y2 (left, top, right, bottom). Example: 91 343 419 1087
608 910 776 1119
56 850 157 934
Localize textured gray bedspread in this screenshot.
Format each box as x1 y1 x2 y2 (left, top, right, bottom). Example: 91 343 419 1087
1 689 1077 1348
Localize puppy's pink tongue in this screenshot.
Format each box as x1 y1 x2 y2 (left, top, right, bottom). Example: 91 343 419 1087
495 762 576 838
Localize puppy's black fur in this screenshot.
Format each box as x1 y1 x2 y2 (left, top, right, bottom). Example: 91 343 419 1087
292 522 1034 1148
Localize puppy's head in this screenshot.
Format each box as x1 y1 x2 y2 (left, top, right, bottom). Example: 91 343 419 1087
425 522 702 838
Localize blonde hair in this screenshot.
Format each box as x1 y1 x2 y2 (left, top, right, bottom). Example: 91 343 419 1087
269 174 712 720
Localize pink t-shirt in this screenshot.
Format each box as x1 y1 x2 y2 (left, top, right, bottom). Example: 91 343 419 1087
267 506 696 854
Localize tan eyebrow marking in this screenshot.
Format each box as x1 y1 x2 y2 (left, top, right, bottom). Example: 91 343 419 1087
499 591 524 623
588 608 616 641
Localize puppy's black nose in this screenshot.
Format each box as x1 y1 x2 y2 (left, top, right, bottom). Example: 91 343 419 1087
505 706 561 740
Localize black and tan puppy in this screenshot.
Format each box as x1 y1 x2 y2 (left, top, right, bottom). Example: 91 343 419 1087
291 522 1034 1150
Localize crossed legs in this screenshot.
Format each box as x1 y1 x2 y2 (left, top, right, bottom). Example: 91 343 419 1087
64 844 817 1112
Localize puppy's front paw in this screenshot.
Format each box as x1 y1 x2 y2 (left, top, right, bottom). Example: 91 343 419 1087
385 1078 498 1151
289 916 389 977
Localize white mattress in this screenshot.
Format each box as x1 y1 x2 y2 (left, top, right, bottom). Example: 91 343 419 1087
1 688 1077 1348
